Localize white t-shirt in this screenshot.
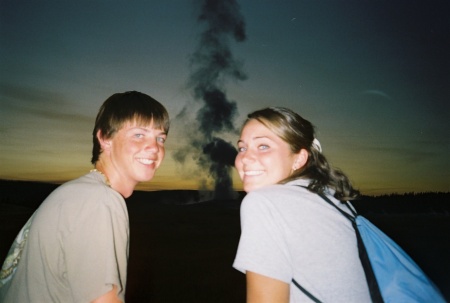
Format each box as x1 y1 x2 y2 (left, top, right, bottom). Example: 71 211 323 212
233 179 371 302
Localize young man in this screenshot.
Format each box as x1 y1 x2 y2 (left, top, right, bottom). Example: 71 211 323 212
0 91 170 303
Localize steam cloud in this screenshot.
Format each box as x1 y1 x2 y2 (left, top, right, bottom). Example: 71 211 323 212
173 0 247 199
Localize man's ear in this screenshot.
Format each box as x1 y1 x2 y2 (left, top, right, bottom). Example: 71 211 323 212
292 149 308 171
97 130 111 151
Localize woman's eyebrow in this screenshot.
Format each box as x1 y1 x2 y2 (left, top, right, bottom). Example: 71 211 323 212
237 136 270 144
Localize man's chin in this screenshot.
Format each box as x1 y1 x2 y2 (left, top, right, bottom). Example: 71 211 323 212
138 172 156 183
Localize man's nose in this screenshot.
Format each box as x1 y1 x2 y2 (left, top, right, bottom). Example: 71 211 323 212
145 138 159 152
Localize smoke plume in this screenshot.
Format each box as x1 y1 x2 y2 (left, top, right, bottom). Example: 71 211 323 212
173 0 247 199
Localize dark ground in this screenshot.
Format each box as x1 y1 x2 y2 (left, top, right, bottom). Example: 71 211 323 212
0 180 449 302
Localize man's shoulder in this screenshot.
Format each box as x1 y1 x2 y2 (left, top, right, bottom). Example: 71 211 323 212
41 173 126 216
46 173 117 203
58 173 105 191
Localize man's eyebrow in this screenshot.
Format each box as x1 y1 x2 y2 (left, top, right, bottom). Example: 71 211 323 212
130 126 150 132
130 127 167 134
152 128 168 136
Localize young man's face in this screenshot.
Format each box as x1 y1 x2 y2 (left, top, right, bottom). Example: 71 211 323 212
108 120 167 187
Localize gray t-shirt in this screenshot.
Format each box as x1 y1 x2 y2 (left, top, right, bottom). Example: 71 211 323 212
233 179 371 302
0 171 129 303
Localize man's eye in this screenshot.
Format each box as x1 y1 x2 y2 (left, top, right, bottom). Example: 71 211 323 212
259 145 269 150
237 146 246 152
157 137 166 143
135 134 144 138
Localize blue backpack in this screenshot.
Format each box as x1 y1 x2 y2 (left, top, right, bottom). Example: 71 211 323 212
292 193 446 303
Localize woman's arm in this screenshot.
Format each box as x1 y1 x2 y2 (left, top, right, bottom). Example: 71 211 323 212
91 285 123 303
246 271 289 303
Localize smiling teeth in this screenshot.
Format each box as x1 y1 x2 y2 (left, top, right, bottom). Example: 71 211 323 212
138 158 154 165
244 170 264 176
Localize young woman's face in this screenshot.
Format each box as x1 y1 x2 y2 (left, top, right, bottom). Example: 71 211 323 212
235 119 300 192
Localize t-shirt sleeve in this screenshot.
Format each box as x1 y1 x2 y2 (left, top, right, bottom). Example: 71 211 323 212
63 192 129 302
233 192 292 283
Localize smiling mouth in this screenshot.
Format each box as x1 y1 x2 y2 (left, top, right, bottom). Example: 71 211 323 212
244 170 264 176
137 158 155 165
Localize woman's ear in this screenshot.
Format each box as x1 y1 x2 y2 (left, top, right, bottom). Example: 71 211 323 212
292 149 308 171
97 130 111 151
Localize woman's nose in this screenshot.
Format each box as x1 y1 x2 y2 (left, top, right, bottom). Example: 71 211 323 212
240 150 255 164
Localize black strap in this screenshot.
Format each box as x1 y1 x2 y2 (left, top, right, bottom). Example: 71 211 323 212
318 193 356 221
352 219 384 303
292 279 322 303
292 186 384 303
318 192 384 303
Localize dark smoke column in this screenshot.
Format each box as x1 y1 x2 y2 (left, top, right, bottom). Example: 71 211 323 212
174 0 247 199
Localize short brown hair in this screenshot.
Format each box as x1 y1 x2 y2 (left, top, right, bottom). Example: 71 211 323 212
91 91 170 164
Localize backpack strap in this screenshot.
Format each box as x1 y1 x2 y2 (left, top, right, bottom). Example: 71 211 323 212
295 185 356 220
317 192 384 303
291 279 323 303
293 185 384 303
318 193 355 222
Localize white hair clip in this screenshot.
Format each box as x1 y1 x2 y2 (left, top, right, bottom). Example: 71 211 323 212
312 138 322 153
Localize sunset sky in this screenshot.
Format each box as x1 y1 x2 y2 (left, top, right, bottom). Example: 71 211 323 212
1 0 449 195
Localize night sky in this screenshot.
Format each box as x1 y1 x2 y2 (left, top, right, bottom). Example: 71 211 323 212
1 0 449 195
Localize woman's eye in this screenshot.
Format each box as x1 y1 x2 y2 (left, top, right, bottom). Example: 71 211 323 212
157 137 166 143
259 145 269 150
237 146 246 152
135 134 144 138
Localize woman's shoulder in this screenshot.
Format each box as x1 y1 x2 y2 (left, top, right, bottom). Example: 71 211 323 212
242 179 339 211
241 181 312 209
247 179 310 197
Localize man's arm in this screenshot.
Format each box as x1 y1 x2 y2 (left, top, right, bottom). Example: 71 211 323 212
91 285 123 303
246 271 289 303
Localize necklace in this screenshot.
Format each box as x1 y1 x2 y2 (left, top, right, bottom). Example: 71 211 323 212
90 169 111 187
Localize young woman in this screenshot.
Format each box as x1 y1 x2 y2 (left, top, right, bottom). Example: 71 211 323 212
233 107 371 303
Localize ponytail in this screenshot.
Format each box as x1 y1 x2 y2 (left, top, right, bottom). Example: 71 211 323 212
245 107 360 201
283 147 360 201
